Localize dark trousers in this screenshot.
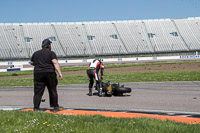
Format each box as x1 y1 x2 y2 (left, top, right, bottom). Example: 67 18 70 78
87 69 101 90
33 72 58 108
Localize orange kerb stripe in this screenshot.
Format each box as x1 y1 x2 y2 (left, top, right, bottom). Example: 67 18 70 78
21 108 200 124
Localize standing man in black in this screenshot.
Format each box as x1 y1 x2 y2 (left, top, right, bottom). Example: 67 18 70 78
31 39 63 112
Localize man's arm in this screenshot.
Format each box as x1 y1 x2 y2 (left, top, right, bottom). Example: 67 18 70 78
30 54 34 66
100 63 104 80
52 59 63 80
30 61 34 66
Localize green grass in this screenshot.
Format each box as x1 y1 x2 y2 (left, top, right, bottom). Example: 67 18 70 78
1 61 200 132
104 60 200 69
0 70 200 87
0 60 199 78
59 70 200 85
0 71 33 77
0 78 34 87
0 110 200 133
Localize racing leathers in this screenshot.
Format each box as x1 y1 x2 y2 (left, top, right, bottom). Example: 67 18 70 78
87 59 104 96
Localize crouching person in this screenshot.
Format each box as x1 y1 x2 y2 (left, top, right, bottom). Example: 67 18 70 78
87 59 104 96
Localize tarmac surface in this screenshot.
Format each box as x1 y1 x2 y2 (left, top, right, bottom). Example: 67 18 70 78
0 81 200 117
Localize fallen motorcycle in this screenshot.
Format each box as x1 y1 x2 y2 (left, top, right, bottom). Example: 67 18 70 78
95 81 132 96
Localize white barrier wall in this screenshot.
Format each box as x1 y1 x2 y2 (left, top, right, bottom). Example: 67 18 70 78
1 55 200 72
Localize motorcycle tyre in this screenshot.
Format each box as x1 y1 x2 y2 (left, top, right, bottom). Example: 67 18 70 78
113 87 131 96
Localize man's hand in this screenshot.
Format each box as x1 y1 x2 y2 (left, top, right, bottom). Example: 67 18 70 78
101 75 103 80
52 59 63 80
58 73 63 80
30 61 34 66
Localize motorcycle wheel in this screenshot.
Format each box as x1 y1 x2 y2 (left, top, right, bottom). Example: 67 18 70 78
113 87 131 96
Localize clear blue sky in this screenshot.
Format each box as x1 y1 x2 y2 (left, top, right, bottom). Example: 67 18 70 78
0 0 199 23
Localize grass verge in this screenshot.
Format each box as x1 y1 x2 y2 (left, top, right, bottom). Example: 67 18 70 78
0 110 200 133
0 70 200 87
0 60 199 78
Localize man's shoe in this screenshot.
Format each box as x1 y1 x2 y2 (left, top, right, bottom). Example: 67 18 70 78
88 88 93 96
53 106 64 112
98 91 102 97
98 88 103 97
34 108 40 112
88 92 93 96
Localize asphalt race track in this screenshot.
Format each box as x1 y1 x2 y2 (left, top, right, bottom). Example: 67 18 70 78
0 81 200 117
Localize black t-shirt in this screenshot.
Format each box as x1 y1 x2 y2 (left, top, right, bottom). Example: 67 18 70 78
31 49 57 73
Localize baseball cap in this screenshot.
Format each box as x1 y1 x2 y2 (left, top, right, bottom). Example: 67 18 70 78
42 39 52 47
